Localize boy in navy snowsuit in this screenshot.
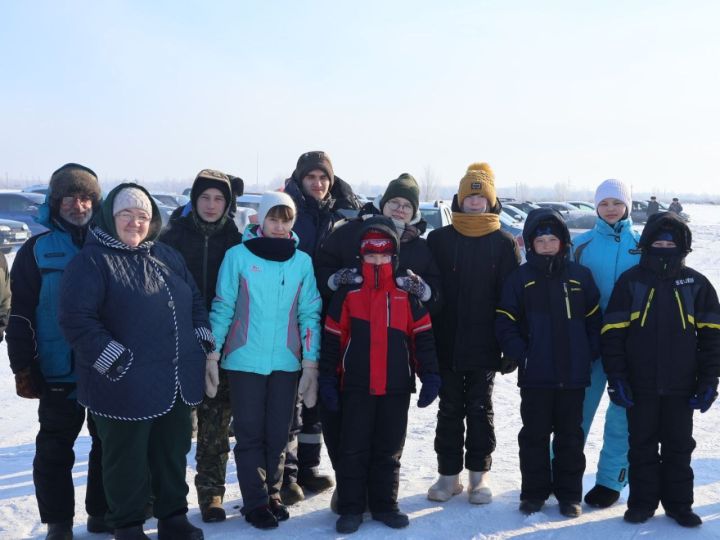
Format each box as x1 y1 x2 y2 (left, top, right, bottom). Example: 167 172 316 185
319 216 441 534
601 212 720 527
496 208 602 517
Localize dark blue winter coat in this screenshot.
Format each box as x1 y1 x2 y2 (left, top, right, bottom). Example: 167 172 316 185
58 183 213 420
495 208 602 388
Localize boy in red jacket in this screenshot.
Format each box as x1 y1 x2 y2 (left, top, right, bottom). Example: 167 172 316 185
319 216 441 534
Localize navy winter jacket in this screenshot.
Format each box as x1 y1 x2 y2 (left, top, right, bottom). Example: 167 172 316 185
58 183 213 420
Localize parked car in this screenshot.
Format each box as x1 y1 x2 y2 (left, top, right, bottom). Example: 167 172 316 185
150 197 175 227
534 201 596 229
0 218 31 253
501 204 528 223
22 184 50 195
0 191 48 236
567 200 596 212
419 200 452 237
631 200 690 224
504 200 541 215
151 192 190 208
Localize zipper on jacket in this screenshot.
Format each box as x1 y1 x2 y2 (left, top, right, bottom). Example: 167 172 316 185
674 288 687 330
386 293 390 327
563 283 571 319
202 235 209 300
374 265 379 288
640 288 654 327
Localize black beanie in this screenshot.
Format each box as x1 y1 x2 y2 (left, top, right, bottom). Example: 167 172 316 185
48 163 101 210
380 173 420 217
293 151 334 188
530 219 565 243
190 169 232 212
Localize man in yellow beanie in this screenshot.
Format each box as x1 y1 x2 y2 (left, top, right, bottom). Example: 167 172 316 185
426 162 521 505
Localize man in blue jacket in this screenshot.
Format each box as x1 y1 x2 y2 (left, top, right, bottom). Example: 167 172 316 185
7 163 108 540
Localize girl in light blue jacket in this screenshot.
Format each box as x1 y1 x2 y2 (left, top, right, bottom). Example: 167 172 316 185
208 191 321 529
571 179 640 508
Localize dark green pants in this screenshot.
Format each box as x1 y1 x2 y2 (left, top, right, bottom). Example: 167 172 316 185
92 399 192 528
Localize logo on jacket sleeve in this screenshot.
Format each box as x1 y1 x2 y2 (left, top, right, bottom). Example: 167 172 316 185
675 277 694 286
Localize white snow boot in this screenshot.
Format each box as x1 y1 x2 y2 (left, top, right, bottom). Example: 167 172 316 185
468 471 492 504
427 474 463 502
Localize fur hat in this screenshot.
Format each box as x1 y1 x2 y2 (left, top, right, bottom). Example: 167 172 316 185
257 191 296 227
360 229 395 255
457 162 496 208
49 163 101 209
190 169 232 212
293 151 334 188
380 173 420 217
594 178 631 210
113 187 152 216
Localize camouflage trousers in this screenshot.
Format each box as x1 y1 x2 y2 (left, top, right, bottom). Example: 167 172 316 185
194 368 233 508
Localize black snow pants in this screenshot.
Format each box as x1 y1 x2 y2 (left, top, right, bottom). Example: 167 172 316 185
626 394 696 513
336 392 410 515
519 388 586 502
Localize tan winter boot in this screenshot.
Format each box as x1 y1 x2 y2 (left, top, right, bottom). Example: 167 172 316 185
468 470 492 504
427 474 463 502
201 495 226 522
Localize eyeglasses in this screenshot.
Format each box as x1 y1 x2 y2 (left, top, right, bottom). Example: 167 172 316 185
385 200 413 213
61 195 94 206
115 211 151 224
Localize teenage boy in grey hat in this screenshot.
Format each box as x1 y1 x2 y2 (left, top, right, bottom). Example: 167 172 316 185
7 163 109 540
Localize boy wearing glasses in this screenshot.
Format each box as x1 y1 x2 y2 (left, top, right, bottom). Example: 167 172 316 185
6 163 109 538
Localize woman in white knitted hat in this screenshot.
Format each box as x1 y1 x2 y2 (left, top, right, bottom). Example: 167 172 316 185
209 191 321 530
569 178 640 509
58 183 211 539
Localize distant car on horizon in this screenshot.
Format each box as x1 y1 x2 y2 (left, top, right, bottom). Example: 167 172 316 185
631 199 690 224
151 192 190 208
567 201 596 212
22 184 50 195
534 201 596 229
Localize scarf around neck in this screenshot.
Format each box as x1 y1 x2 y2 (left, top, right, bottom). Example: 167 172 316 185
451 212 501 237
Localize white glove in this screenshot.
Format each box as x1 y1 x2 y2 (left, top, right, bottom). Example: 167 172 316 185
297 360 319 408
328 267 363 291
396 269 431 302
205 351 220 398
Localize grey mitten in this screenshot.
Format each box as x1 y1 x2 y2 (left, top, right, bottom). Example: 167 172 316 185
328 267 363 291
396 269 431 302
205 352 220 398
297 360 319 408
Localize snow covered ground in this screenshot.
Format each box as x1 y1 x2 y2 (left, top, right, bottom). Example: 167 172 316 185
2 204 719 539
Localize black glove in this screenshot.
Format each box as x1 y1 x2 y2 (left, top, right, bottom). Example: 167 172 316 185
499 355 519 375
417 373 441 408
689 379 719 413
607 377 634 408
319 375 340 412
15 366 44 399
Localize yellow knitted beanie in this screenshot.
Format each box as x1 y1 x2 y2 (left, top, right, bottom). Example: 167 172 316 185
457 162 496 208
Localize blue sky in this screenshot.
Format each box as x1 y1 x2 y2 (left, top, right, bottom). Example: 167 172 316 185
1 1 719 194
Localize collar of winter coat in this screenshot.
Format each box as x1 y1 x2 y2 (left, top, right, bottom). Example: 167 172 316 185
242 223 298 261
90 224 154 252
92 182 163 243
361 261 395 290
450 194 501 237
639 251 685 279
526 250 568 276
594 215 631 237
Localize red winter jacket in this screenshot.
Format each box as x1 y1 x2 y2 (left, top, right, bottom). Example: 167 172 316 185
321 261 439 395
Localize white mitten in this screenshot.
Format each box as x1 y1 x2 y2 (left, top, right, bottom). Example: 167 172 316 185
205 351 221 398
297 360 319 408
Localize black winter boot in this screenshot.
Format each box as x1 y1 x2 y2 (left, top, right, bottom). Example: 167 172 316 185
558 501 582 518
244 506 278 530
336 514 363 534
583 484 620 508
157 514 204 540
371 511 409 529
269 498 290 522
666 508 702 527
519 499 544 515
624 507 655 524
297 467 334 493
87 515 113 533
114 525 151 540
46 521 73 540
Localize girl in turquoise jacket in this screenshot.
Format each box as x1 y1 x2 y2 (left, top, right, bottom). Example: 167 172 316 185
570 179 640 508
208 191 321 529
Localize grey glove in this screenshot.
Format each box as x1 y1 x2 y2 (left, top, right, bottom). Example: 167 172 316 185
396 269 431 302
297 360 319 408
205 352 220 398
328 267 363 291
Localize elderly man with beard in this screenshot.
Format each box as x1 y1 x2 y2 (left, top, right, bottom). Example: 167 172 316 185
6 163 109 540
